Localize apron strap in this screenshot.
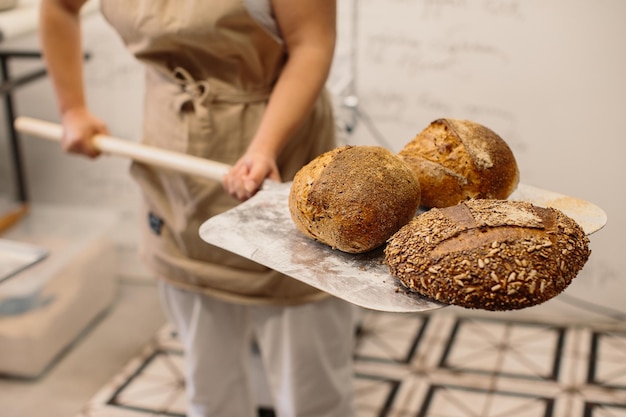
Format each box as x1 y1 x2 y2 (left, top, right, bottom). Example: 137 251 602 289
169 67 272 135
172 66 271 111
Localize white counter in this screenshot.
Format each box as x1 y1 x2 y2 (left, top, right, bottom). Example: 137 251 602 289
0 204 118 377
0 0 99 41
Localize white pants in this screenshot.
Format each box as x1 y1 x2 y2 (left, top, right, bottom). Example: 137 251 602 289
159 282 357 417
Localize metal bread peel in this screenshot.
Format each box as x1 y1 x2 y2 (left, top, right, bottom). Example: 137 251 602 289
15 117 608 313
198 181 606 313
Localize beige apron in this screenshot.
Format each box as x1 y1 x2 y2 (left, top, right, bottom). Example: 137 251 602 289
100 0 336 305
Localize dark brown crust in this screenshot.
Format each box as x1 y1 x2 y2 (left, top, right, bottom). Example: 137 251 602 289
289 145 421 253
384 199 591 311
398 119 520 208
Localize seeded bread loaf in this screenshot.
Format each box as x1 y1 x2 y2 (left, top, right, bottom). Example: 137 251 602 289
398 118 519 208
384 199 590 310
289 145 421 254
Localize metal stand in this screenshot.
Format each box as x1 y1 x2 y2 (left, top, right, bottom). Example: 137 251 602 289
0 49 48 203
333 0 393 150
0 49 90 204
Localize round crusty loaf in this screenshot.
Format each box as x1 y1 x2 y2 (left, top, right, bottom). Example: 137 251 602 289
398 118 519 208
289 145 421 254
384 199 590 310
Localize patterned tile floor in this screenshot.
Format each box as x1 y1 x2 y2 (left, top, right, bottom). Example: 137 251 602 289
76 309 626 417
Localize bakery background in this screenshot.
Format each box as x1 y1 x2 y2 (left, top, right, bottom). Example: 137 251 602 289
2 0 622 320
0 0 625 416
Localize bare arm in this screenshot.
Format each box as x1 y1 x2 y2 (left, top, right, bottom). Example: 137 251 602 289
40 0 107 157
223 0 337 201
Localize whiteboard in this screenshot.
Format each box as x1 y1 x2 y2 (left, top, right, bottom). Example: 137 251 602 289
330 0 626 319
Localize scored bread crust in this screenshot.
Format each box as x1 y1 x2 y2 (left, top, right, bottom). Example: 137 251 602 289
384 199 591 311
289 145 421 253
399 118 520 208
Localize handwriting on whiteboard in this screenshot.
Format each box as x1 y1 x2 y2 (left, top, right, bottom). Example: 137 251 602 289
339 0 533 154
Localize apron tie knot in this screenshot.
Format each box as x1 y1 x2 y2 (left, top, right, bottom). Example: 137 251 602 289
174 67 211 104
172 67 213 134
169 66 273 136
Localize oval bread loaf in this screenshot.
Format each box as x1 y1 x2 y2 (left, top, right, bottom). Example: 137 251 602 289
398 118 519 208
289 145 421 254
384 199 590 310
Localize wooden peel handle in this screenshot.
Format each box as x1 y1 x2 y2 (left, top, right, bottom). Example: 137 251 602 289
14 117 231 181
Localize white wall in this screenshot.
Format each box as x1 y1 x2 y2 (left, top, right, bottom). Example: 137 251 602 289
1 0 625 323
334 0 626 324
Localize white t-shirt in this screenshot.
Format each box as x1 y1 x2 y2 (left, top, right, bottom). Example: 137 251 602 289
244 0 282 43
